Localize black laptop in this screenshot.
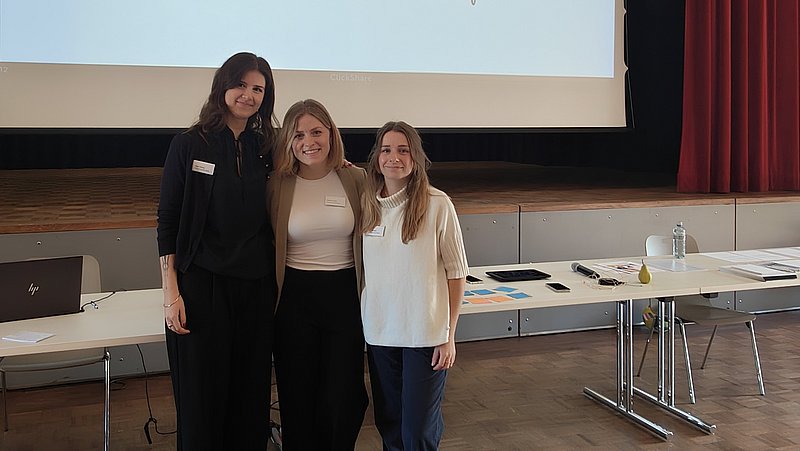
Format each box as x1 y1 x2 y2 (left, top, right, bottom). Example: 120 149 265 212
0 256 83 323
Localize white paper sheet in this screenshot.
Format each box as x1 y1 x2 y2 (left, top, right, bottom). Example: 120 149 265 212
2 331 55 343
704 250 781 263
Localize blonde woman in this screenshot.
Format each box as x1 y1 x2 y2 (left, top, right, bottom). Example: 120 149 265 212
361 121 468 450
268 99 368 449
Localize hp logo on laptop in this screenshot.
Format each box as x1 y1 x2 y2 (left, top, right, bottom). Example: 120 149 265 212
28 283 40 296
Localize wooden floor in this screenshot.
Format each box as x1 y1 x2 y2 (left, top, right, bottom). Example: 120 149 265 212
3 163 800 234
2 310 799 450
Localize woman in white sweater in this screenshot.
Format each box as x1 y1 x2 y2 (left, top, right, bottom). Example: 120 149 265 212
361 121 468 450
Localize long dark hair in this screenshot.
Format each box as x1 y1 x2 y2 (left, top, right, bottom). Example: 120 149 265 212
193 52 278 155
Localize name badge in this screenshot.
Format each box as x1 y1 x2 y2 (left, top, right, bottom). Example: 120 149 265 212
324 195 346 207
366 225 385 237
191 160 215 175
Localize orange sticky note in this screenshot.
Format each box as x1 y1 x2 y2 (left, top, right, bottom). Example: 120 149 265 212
489 296 513 303
467 297 492 304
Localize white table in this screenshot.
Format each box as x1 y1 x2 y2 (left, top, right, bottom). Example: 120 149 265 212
466 254 800 440
1 255 797 445
0 289 164 451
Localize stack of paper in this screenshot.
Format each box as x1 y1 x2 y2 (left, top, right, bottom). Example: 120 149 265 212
722 264 798 282
763 260 800 273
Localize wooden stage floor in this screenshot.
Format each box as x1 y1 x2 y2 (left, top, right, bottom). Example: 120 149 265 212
2 162 799 234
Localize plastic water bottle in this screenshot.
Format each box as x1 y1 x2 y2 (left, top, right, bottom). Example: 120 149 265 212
672 222 686 259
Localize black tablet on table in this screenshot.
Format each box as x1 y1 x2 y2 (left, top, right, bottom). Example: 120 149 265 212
484 268 551 282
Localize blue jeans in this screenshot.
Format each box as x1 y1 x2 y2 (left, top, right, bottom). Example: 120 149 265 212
367 345 448 451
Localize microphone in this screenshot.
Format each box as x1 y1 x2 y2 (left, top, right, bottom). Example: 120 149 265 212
571 262 600 279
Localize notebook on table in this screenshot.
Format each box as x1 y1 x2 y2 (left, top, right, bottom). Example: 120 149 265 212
0 256 83 323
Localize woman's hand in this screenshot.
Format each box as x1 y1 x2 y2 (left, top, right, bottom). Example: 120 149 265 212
160 254 189 334
164 293 190 335
431 340 456 371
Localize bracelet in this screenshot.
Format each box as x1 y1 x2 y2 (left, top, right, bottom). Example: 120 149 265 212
163 295 181 308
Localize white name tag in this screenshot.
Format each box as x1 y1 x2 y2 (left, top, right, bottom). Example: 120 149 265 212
324 195 346 207
191 160 215 175
366 225 385 237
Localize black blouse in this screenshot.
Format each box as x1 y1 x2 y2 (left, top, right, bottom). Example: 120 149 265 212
157 126 274 280
192 128 270 279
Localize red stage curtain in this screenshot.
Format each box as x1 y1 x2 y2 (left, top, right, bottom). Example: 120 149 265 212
678 0 800 193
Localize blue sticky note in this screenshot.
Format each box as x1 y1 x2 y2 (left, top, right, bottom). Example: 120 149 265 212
493 286 517 293
508 292 531 299
472 289 494 295
463 291 474 296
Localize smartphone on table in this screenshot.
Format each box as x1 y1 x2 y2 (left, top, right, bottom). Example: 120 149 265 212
546 282 570 292
466 275 483 284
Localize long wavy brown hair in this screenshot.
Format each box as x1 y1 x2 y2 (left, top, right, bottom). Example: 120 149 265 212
361 121 432 243
192 52 278 156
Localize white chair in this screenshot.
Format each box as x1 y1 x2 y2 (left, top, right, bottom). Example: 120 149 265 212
636 236 765 403
0 255 109 431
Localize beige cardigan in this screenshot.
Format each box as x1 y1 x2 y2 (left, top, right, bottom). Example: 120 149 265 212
267 166 367 305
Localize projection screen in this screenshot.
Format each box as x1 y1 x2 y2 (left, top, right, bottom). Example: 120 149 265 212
0 0 627 129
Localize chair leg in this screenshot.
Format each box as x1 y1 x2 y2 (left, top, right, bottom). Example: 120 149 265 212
1 370 8 431
746 321 766 396
677 319 696 404
636 325 656 377
104 349 111 451
700 325 718 369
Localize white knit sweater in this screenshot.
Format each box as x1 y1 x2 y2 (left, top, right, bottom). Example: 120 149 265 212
361 186 469 347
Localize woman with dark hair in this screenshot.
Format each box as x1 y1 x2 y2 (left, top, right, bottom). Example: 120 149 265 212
268 99 368 449
157 52 278 450
361 121 468 450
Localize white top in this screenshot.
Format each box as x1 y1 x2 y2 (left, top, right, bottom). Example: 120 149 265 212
287 171 355 271
361 186 469 347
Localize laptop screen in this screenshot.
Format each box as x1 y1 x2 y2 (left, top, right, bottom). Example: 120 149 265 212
0 256 83 323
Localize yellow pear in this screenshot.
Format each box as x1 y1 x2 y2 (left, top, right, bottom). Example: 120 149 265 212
638 260 652 284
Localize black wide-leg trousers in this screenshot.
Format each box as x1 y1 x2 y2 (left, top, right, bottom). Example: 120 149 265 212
273 266 368 450
166 264 276 451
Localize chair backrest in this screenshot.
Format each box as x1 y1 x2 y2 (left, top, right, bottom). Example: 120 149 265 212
645 234 699 256
644 236 707 308
81 255 102 294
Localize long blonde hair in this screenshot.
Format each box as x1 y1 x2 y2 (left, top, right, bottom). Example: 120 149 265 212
274 99 345 175
361 121 432 243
